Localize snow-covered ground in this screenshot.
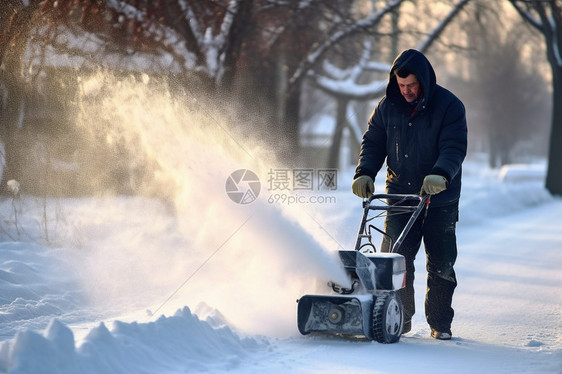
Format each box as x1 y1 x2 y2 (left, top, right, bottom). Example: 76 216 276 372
0 156 560 374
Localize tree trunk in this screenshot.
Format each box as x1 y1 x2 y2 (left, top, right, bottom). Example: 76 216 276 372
0 59 27 193
541 1 562 196
0 3 37 193
280 83 301 165
545 65 562 195
508 0 562 195
220 0 254 91
327 97 348 169
0 2 37 63
391 3 401 59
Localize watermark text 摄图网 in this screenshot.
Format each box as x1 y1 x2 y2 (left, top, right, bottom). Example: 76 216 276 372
265 168 338 205
267 193 337 205
267 168 338 191
226 168 338 205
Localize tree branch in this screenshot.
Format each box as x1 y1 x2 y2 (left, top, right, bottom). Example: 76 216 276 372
416 0 472 53
288 0 405 87
310 0 472 101
508 0 544 31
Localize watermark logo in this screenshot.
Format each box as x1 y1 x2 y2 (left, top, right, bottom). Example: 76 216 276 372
225 169 261 204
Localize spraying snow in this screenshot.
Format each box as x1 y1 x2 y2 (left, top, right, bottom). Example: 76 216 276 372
61 72 349 336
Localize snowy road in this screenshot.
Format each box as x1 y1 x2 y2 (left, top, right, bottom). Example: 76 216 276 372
455 199 562 351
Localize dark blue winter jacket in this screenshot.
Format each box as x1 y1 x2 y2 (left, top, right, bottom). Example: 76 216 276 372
354 49 467 207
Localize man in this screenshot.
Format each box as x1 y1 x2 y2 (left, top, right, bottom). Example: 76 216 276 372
351 49 467 340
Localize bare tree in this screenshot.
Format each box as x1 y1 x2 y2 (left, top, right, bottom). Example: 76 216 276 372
458 1 551 167
509 0 562 195
304 0 471 168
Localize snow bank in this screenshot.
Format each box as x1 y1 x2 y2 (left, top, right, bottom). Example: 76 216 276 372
459 159 553 225
497 163 546 183
0 307 259 374
0 242 83 339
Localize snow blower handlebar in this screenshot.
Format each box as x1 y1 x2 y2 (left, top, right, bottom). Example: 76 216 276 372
354 194 430 253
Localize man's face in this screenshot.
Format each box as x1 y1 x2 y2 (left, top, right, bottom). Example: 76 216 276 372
396 74 421 103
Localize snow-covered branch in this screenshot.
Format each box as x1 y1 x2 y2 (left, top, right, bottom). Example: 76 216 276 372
315 75 387 101
26 10 199 76
312 40 389 100
289 0 405 86
259 0 316 12
310 0 471 102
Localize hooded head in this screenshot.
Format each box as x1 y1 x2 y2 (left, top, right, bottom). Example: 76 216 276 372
387 49 436 108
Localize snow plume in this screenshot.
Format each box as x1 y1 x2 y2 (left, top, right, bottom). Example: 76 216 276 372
66 72 349 337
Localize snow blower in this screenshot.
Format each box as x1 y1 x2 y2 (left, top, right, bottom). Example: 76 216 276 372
297 194 430 343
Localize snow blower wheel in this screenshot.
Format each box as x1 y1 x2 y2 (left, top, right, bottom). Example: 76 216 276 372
297 194 429 344
372 292 403 344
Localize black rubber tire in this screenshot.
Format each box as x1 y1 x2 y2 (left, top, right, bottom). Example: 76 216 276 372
372 292 403 343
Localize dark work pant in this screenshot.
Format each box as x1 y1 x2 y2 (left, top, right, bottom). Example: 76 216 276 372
381 202 458 333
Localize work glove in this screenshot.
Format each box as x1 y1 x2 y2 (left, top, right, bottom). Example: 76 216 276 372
420 174 448 195
352 175 374 198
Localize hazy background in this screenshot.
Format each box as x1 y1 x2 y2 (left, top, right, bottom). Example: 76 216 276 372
0 0 555 204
